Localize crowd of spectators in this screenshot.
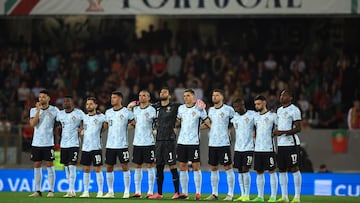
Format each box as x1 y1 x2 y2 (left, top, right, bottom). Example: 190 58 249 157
0 28 360 133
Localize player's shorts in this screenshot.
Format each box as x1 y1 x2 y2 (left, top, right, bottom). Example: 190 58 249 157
208 146 232 166
176 144 200 163
233 151 254 169
253 151 277 171
31 146 55 162
80 150 103 166
155 140 176 165
105 148 130 165
277 146 299 170
60 147 79 164
132 145 155 165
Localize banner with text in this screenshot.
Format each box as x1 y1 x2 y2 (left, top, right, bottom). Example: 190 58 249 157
2 0 360 16
0 169 359 196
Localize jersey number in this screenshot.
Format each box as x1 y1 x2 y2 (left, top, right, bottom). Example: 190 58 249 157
95 155 102 164
224 153 229 163
194 150 199 160
269 157 275 167
291 154 298 164
246 156 253 165
123 151 129 161
72 152 78 162
169 152 173 160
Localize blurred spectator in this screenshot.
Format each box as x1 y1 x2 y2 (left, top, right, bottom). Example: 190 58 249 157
167 49 182 78
17 81 31 107
298 143 314 172
318 103 337 128
318 164 331 173
347 100 360 129
0 107 11 132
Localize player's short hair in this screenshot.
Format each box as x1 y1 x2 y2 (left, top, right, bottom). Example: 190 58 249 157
184 88 195 95
112 91 123 98
160 86 172 94
86 97 97 104
139 89 151 97
233 98 245 105
39 89 49 96
281 88 294 98
254 95 266 101
64 95 73 99
212 89 225 97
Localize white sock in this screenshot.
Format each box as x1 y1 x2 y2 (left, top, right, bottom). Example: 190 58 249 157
270 173 278 199
238 173 244 196
83 172 90 193
293 171 302 199
64 166 69 181
243 172 251 197
96 172 104 193
68 165 77 192
47 166 55 192
134 168 142 194
226 169 235 196
34 168 42 192
123 170 131 194
180 171 189 195
106 172 114 193
210 171 219 196
279 172 288 199
147 167 156 195
256 173 264 198
194 170 202 194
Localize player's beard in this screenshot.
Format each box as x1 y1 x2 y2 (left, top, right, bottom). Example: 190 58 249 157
160 96 168 101
87 108 95 113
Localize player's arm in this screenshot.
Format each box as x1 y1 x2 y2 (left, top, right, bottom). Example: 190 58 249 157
175 118 181 128
101 121 108 133
78 121 84 136
273 120 301 136
29 102 41 127
128 119 135 129
200 117 211 129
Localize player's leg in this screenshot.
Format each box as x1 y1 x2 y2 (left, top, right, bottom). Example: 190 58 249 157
145 146 156 197
267 153 278 202
167 141 180 198
45 147 55 197
222 147 234 201
206 147 219 200
191 146 202 200
252 152 265 201
290 146 301 203
67 148 79 196
119 149 131 198
29 147 43 197
79 151 91 197
132 146 143 197
149 142 164 198
93 150 104 198
277 147 289 202
104 149 116 197
177 145 189 198
242 151 253 201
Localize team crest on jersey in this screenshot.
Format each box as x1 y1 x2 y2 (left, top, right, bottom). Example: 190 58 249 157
72 116 76 123
166 106 171 112
245 117 250 124
192 111 196 117
94 119 98 124
220 112 225 118
120 114 124 119
145 112 149 119
264 117 269 123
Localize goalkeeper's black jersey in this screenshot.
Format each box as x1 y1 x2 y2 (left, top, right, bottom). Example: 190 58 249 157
153 102 180 141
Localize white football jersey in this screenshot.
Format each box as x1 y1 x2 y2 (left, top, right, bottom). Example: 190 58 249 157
208 104 235 147
82 113 106 152
133 105 156 146
105 107 134 149
177 104 208 145
30 105 59 147
56 108 85 148
276 104 302 146
254 111 277 152
231 110 256 152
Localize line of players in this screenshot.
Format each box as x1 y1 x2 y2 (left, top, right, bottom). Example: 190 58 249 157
28 87 302 203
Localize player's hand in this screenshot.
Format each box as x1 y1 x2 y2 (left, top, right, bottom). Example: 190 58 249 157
273 129 282 136
196 99 206 109
127 100 139 110
35 102 41 111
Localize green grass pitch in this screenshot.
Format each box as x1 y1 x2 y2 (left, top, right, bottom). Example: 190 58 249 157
0 192 359 203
